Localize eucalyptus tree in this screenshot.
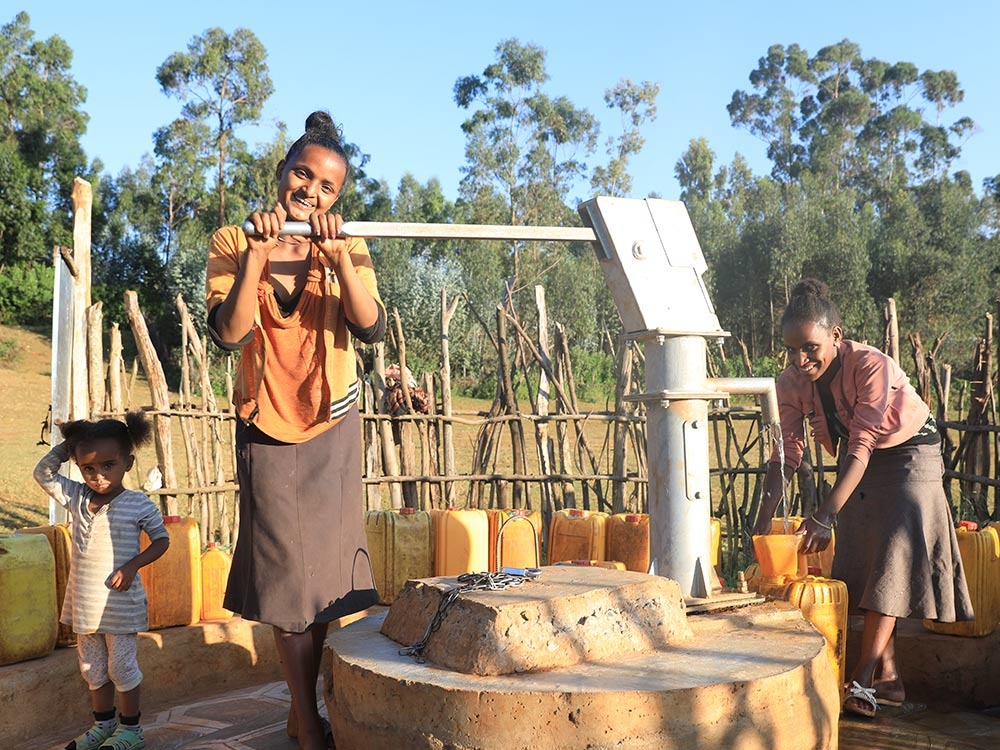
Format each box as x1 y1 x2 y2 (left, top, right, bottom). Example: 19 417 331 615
729 40 974 200
591 79 660 197
453 37 603 369
92 161 171 334
156 27 273 228
0 11 89 265
152 118 214 260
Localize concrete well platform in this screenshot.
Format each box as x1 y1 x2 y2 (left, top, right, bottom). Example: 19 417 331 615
325 570 841 750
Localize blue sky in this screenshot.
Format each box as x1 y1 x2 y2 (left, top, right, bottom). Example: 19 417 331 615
20 1 999 203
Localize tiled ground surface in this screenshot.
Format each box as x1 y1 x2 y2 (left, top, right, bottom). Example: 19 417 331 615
36 681 1000 749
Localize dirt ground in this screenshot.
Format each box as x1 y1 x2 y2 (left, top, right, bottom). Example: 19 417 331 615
0 324 56 530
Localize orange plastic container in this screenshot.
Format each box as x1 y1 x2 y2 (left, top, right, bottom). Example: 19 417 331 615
19 524 76 647
769 516 835 577
752 534 802 578
200 544 233 621
783 576 849 689
0 533 58 666
486 509 541 571
366 507 434 603
547 508 608 564
431 508 489 576
924 525 1000 637
141 515 202 630
605 513 650 573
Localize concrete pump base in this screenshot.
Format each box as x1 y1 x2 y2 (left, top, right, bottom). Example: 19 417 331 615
325 595 840 749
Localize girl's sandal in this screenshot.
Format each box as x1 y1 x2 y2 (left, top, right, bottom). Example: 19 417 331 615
843 681 879 718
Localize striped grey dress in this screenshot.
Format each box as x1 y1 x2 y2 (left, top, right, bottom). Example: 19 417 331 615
33 445 169 634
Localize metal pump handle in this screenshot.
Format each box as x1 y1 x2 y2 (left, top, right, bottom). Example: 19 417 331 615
241 220 596 243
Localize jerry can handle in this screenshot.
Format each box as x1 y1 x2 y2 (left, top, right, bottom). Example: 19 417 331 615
495 513 541 570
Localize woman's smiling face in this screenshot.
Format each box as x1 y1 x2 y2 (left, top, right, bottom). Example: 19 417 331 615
782 319 842 382
276 143 347 221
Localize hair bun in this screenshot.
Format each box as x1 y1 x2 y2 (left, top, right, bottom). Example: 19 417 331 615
304 111 341 143
790 277 830 300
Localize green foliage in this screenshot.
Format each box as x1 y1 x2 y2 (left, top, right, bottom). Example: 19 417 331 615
0 12 87 265
592 79 660 197
0 262 53 324
4 26 997 407
157 26 273 228
569 347 616 404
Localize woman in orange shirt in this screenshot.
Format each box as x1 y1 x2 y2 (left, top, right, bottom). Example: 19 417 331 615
206 111 385 749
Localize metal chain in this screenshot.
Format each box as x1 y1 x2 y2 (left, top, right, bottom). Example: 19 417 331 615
398 572 529 662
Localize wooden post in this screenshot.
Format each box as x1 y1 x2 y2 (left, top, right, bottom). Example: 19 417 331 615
392 309 419 509
534 285 554 519
423 371 442 508
86 302 105 416
373 342 402 508
496 305 526 509
108 324 124 415
612 338 632 515
362 378 382 510
440 290 459 506
883 298 899 364
124 291 178 515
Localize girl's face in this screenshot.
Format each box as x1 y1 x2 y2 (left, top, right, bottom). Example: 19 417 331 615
276 144 347 221
74 438 134 499
782 319 842 383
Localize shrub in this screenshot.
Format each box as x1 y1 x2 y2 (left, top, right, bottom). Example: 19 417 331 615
0 263 54 325
0 336 20 367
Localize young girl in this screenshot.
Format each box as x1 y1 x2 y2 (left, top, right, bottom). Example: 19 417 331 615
206 110 384 749
34 411 169 750
753 278 973 717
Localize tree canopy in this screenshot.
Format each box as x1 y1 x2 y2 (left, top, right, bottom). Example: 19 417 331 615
1 14 997 390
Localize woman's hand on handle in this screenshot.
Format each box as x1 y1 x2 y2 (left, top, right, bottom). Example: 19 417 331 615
310 212 350 270
244 203 289 260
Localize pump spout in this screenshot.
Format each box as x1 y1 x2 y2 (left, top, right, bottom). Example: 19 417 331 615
708 377 779 425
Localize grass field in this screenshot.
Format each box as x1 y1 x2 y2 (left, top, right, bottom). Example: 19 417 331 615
0 324 58 530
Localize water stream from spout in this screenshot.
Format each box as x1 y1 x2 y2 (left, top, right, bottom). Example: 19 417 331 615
763 421 791 532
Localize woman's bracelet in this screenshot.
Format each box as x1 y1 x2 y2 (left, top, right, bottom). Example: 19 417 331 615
810 513 833 530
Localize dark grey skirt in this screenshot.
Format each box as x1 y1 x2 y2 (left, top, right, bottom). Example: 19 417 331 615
225 407 378 632
832 442 974 622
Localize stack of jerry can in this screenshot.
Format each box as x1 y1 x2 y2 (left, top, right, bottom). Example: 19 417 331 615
924 521 1000 637
0 533 58 665
365 507 434 604
141 515 202 630
547 508 608 565
751 526 847 689
19 523 75 646
431 507 489 576
486 508 541 571
783 575 849 688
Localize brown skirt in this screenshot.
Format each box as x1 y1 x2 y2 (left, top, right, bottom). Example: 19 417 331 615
224 407 378 632
832 442 974 622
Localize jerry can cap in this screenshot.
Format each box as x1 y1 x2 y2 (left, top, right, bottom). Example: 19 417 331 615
400 507 418 515
162 515 182 523
568 508 586 517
